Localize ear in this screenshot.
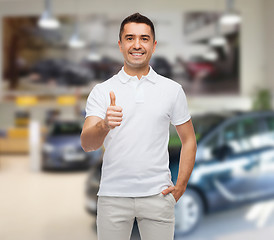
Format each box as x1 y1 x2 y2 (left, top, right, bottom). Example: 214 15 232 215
152 40 157 53
118 40 122 53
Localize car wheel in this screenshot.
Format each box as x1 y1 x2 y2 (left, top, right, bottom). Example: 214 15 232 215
175 188 204 235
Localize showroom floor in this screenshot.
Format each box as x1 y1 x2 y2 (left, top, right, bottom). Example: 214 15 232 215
1 155 274 240
0 155 98 240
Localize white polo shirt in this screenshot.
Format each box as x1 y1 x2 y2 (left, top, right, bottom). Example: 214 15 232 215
85 66 191 197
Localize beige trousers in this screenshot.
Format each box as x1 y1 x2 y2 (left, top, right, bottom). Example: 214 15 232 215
96 192 176 240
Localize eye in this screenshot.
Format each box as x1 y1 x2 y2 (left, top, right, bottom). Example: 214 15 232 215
142 38 148 41
126 37 133 41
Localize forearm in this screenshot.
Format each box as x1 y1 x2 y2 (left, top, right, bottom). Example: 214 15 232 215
81 119 110 152
175 140 197 191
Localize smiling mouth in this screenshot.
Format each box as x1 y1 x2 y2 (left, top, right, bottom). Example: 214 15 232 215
130 52 145 57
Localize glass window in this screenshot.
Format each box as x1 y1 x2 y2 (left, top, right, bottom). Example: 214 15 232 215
202 133 220 161
265 117 274 132
192 114 226 142
222 122 243 154
224 123 238 141
205 133 219 148
222 117 261 154
238 118 259 138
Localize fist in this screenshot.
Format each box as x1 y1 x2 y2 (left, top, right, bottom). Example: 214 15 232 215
104 91 123 129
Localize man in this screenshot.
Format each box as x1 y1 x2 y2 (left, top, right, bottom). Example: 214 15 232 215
81 13 197 240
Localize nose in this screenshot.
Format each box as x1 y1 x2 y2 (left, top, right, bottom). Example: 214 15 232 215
133 39 141 49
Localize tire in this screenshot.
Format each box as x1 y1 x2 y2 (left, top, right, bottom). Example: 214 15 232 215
175 188 204 236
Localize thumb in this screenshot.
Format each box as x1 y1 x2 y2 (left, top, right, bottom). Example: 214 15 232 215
109 91 116 106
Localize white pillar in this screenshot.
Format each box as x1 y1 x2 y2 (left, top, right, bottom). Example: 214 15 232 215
29 120 41 172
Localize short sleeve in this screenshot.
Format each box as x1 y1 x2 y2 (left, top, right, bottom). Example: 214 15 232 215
170 86 191 126
85 85 106 119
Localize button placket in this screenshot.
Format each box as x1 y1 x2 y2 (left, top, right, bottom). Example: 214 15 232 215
130 77 144 103
135 84 144 103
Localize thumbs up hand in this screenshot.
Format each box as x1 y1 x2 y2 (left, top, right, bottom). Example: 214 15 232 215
110 91 116 106
104 91 123 129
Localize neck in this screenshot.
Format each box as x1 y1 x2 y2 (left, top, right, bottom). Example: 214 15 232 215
123 64 150 80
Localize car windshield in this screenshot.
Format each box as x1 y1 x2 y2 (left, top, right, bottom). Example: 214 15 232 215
50 122 82 136
192 114 226 142
169 113 228 148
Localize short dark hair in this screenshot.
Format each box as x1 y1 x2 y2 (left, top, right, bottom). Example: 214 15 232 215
119 13 155 41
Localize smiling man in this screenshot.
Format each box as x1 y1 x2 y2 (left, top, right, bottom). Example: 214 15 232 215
81 13 197 240
118 22 156 77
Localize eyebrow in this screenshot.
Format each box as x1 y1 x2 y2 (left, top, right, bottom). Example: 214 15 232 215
124 34 151 39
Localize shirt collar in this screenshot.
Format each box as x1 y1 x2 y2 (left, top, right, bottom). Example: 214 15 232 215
117 66 157 84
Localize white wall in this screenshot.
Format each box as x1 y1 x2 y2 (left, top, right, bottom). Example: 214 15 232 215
264 0 274 107
0 0 271 112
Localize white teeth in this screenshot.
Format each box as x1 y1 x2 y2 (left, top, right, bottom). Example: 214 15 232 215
131 53 143 56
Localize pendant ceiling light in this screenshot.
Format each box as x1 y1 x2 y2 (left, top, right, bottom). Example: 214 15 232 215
87 44 102 62
220 0 241 25
209 20 227 46
68 0 86 49
87 52 101 62
38 0 60 29
210 36 226 46
204 50 218 61
68 23 86 48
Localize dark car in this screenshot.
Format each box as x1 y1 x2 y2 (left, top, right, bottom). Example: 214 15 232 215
85 110 274 235
42 120 102 170
150 56 173 79
30 59 95 86
82 56 123 81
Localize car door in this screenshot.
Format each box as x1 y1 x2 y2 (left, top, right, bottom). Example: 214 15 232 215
193 116 265 211
250 114 274 197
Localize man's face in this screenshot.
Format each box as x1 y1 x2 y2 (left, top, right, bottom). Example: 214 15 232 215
118 22 157 69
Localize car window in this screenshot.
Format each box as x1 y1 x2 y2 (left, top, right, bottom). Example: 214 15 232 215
192 114 225 142
221 121 245 156
169 114 225 149
203 133 219 160
222 117 261 154
205 133 219 148
224 123 238 141
260 116 274 147
238 118 259 138
265 116 274 132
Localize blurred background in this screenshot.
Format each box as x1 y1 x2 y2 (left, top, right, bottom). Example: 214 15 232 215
0 0 274 239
